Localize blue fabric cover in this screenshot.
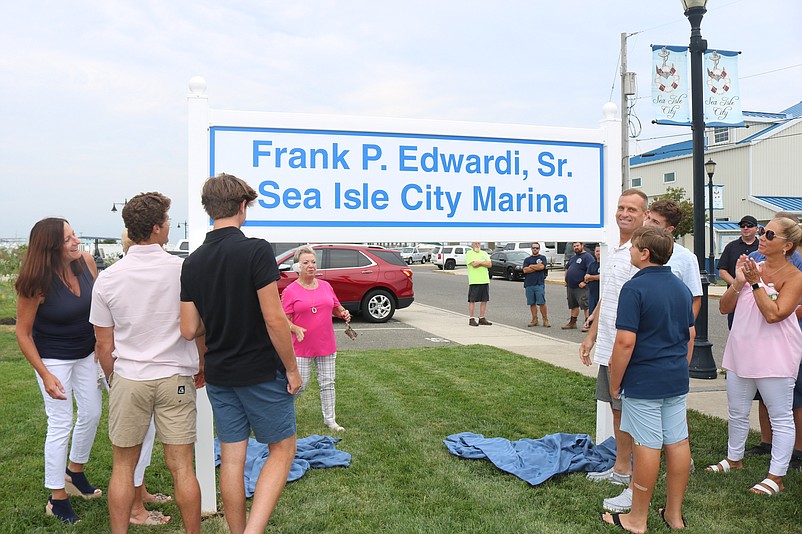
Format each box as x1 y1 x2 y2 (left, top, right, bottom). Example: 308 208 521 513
443 432 616 486
214 434 351 497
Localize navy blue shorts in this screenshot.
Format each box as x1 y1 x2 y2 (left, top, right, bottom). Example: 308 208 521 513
207 372 296 444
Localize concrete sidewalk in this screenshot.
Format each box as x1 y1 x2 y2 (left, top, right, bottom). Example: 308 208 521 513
394 301 757 430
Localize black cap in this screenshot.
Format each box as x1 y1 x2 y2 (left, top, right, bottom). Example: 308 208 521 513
739 215 758 226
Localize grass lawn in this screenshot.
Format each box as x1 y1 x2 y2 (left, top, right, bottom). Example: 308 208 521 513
1 330 800 533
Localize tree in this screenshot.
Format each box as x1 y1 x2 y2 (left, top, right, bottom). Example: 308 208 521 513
653 186 694 238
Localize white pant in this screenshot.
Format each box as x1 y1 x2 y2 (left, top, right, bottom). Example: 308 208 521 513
35 355 103 489
134 418 156 487
726 371 795 476
296 354 337 424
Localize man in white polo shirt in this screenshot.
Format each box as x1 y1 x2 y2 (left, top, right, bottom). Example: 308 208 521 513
579 189 647 488
91 192 201 533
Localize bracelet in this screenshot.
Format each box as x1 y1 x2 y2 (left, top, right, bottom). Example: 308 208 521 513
731 286 740 294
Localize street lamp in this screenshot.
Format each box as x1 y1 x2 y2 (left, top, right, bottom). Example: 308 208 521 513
177 220 188 239
683 0 717 379
706 158 717 284
110 199 128 212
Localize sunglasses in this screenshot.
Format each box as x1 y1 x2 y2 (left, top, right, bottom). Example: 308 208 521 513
739 222 756 228
757 226 788 241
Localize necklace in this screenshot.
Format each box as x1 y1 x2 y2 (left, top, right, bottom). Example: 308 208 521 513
761 260 790 281
299 278 318 313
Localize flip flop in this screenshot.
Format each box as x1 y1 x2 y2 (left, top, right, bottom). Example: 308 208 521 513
658 507 687 529
600 512 630 531
130 510 172 526
705 459 738 473
750 478 782 496
145 492 172 504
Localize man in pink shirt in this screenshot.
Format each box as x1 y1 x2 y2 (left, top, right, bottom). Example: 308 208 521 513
90 192 201 533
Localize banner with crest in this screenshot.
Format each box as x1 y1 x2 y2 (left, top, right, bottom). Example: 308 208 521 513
703 49 744 127
651 45 690 125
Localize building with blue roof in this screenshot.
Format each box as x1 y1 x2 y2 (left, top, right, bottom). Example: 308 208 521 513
630 100 802 257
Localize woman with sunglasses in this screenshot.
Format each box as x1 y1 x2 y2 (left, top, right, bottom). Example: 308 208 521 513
709 217 802 496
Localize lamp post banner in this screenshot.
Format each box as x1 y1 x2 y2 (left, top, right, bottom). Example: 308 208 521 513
703 49 744 127
205 118 608 243
651 45 690 125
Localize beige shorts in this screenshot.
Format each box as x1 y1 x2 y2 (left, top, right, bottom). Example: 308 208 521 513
108 374 197 447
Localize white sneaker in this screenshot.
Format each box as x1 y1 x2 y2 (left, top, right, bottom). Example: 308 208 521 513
603 487 633 512
586 466 632 485
325 421 345 432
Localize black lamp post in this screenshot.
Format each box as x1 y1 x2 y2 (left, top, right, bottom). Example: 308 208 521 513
110 199 127 213
706 158 717 283
177 220 188 239
683 0 717 379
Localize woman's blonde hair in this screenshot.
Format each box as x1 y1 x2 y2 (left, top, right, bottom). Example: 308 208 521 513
772 216 802 253
293 246 316 263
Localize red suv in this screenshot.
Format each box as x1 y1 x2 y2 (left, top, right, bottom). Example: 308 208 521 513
276 244 414 322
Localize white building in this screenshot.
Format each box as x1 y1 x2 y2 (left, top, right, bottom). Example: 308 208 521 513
630 100 802 258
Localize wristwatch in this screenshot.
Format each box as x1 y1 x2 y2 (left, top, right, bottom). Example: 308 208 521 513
751 283 761 291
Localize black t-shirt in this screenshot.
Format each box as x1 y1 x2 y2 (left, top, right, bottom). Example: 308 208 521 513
717 237 759 280
180 227 283 387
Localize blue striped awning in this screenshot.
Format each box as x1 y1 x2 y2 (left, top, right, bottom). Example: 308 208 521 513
754 196 802 212
713 221 741 231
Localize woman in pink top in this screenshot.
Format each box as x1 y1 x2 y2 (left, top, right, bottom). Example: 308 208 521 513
283 246 351 432
710 217 802 496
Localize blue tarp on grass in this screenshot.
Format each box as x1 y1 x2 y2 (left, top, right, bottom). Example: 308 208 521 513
444 432 616 486
214 434 351 497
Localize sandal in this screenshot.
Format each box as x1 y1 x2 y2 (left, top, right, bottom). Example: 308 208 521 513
130 510 171 525
658 507 687 529
705 459 740 473
750 477 782 496
65 468 103 499
144 492 172 504
46 496 80 524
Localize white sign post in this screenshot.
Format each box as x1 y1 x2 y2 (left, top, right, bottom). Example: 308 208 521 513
187 78 621 512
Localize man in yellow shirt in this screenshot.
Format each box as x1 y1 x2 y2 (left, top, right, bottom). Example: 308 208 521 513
466 242 492 326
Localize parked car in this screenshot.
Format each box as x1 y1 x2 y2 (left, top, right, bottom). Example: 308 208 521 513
432 245 469 270
488 250 530 281
276 244 414 323
399 246 427 264
500 241 558 267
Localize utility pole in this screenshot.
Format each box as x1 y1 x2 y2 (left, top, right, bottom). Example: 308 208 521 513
620 33 636 189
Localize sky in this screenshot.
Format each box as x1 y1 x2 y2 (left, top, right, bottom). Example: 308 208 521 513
1 0 800 243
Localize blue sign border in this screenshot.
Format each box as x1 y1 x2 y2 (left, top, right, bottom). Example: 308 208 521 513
209 126 605 229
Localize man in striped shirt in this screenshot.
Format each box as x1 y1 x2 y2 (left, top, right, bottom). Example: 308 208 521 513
580 189 648 486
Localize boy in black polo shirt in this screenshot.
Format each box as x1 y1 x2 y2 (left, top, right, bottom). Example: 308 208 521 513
601 226 695 532
180 173 302 532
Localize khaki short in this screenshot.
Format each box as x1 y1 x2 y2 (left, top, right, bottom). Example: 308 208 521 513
108 374 197 447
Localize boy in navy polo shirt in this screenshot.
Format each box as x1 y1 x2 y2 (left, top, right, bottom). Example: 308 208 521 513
600 226 695 532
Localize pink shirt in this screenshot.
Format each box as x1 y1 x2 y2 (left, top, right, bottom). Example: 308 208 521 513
723 280 802 378
89 244 199 380
282 280 341 357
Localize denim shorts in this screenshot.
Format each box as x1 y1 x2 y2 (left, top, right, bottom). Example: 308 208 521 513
206 372 296 444
620 394 688 450
525 284 546 306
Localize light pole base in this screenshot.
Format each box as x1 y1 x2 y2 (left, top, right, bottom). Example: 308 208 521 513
689 339 717 379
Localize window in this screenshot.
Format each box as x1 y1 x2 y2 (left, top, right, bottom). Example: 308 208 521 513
714 127 729 143
630 177 642 187
663 172 675 184
326 249 371 269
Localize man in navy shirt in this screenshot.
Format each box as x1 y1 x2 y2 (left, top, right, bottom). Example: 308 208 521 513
601 226 695 531
562 242 594 329
522 243 550 327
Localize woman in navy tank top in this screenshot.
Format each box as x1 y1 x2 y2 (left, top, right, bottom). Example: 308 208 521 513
16 218 103 524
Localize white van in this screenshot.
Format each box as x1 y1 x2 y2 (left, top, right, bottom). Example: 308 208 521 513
501 242 558 267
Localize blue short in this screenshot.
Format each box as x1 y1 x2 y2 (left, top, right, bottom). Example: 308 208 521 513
525 284 546 306
206 372 296 444
620 394 688 450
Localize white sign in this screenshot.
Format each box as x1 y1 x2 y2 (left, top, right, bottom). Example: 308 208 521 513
704 184 725 210
211 126 605 242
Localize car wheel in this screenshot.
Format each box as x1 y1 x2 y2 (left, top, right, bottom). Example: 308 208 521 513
506 267 516 281
445 259 456 270
437 264 444 270
362 289 395 323
406 257 413 265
